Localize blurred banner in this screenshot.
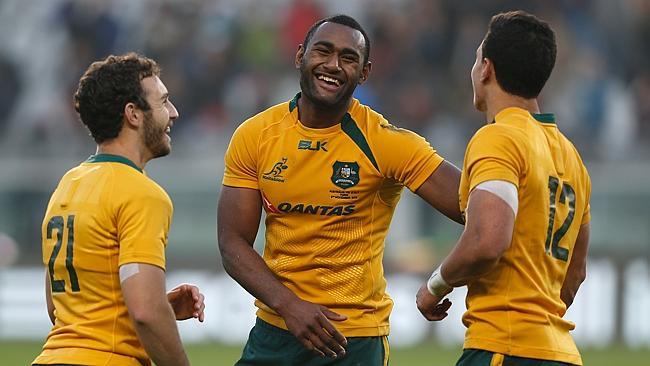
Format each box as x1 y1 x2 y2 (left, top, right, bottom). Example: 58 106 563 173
1 260 649 348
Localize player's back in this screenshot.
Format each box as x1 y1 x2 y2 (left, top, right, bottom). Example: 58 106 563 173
34 155 171 366
460 107 591 364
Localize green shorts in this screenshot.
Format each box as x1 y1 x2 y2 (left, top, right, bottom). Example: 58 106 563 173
235 317 389 366
456 349 576 366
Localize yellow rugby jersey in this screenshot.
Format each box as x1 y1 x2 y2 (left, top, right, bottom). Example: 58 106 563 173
33 154 172 366
459 107 591 365
223 93 444 336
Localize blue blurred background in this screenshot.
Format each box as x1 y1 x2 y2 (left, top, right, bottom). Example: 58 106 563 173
0 0 648 356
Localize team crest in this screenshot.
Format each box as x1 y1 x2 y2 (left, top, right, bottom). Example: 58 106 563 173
331 161 359 189
262 157 288 183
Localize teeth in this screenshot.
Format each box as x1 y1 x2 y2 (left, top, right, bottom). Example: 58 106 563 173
165 127 171 133
317 75 340 86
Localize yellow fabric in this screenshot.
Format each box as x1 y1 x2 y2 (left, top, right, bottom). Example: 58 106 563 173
224 94 444 336
33 158 172 366
490 352 505 366
381 335 390 366
459 107 591 365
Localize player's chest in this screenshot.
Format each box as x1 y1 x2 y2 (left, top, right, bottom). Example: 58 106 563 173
257 133 381 209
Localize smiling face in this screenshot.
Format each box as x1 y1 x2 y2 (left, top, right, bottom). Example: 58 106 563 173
296 22 370 109
140 75 179 158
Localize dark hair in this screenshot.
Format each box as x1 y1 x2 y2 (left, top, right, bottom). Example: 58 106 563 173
303 14 371 64
482 10 556 99
73 52 160 143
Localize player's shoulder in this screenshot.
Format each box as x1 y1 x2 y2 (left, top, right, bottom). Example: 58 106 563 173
467 122 528 161
471 122 522 144
350 99 421 139
235 99 293 136
350 99 387 129
94 161 171 206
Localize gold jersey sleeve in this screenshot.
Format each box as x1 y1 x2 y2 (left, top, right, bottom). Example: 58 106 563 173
223 115 265 190
371 119 444 192
462 123 524 189
459 108 591 365
33 155 172 366
222 94 444 337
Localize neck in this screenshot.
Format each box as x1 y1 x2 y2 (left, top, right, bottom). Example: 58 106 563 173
297 95 351 129
96 138 150 170
484 89 540 123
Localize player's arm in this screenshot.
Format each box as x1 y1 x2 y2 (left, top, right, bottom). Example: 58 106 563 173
120 263 190 366
45 270 55 325
561 223 590 308
438 187 515 285
415 160 464 225
218 185 347 358
417 186 515 320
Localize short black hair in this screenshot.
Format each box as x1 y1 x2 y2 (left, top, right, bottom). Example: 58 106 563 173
302 14 371 64
482 10 556 99
73 53 160 143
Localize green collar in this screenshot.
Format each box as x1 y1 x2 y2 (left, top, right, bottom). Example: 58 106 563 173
288 92 352 124
532 113 556 124
289 92 300 112
86 154 143 173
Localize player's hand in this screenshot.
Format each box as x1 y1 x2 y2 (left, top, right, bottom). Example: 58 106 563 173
416 283 452 321
167 283 206 322
279 298 348 359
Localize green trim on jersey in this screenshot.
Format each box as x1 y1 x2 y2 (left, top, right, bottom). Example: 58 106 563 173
532 113 556 124
341 113 380 173
288 92 380 173
86 154 143 173
289 93 299 112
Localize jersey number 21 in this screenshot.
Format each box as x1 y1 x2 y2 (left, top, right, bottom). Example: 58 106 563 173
47 215 81 293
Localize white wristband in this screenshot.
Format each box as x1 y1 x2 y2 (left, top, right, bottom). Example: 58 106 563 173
427 266 452 297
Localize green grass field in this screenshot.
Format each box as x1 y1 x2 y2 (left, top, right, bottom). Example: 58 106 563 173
5 341 648 365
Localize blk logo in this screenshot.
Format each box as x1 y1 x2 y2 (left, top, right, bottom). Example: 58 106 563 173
298 140 328 152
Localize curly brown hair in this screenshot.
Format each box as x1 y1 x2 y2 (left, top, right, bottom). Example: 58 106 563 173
73 53 160 143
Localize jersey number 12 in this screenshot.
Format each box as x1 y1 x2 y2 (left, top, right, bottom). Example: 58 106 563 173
544 176 576 262
47 215 80 293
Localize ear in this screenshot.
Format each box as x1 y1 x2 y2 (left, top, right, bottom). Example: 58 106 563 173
358 61 372 85
123 102 143 129
295 44 305 69
481 58 493 83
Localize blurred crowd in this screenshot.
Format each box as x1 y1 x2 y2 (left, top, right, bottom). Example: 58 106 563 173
0 0 648 163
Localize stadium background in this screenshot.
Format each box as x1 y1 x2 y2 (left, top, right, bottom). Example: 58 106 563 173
0 0 648 364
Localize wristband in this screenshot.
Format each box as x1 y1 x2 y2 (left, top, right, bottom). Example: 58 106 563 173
426 266 452 296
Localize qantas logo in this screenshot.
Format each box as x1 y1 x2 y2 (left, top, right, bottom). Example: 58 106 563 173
298 140 328 152
261 191 280 213
276 202 355 216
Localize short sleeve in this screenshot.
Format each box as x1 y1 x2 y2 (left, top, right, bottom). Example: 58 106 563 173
373 123 444 192
223 121 260 189
117 192 172 270
464 125 524 191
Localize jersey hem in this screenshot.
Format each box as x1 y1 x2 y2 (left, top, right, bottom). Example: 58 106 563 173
258 311 390 337
118 255 165 271
222 177 260 190
33 347 150 366
469 172 519 193
463 338 582 365
407 155 444 192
